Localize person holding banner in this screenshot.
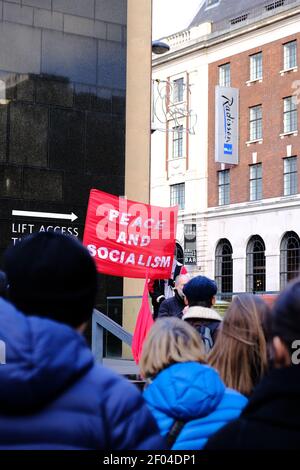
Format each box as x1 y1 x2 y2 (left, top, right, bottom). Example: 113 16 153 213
157 273 190 319
149 258 188 319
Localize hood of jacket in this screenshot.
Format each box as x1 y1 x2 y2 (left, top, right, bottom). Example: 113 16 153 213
242 365 300 428
182 306 222 322
0 298 93 414
144 362 225 421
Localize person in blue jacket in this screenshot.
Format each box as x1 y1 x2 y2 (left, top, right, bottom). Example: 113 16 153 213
0 231 165 450
140 317 247 450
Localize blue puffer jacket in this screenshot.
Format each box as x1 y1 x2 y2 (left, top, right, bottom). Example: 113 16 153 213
0 298 165 450
144 362 247 450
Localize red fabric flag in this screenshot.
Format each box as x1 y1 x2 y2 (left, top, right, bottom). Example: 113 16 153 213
132 279 154 364
180 265 188 275
83 189 178 279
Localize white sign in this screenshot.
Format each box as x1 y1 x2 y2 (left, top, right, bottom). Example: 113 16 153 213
11 210 79 245
12 210 78 222
215 86 239 165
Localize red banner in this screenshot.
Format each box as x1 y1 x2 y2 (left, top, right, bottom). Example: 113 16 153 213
132 279 154 364
83 189 178 279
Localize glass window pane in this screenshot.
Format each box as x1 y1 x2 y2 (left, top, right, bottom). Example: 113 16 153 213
246 236 266 292
284 41 297 69
250 106 262 140
284 157 297 196
215 239 233 295
218 170 230 205
219 63 230 87
250 53 262 81
172 125 183 158
173 78 184 103
280 232 300 288
170 183 185 209
284 98 297 133
249 164 262 201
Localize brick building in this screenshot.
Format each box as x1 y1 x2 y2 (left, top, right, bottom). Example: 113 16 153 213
151 0 300 296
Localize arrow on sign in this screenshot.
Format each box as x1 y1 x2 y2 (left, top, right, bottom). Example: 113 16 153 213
12 210 78 222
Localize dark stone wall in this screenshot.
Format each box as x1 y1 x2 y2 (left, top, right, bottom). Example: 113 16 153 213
0 0 127 322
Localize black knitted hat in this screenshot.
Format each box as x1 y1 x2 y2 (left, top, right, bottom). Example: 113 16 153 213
183 275 217 303
3 231 98 328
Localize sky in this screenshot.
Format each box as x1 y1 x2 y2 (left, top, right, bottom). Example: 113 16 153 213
152 0 204 39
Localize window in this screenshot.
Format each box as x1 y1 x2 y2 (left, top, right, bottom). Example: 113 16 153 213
284 41 297 70
250 52 263 81
284 157 298 196
219 63 231 87
218 170 230 205
170 183 185 210
246 236 266 293
172 125 183 158
249 105 262 141
280 231 300 289
215 239 233 296
250 164 262 201
173 78 184 103
284 96 298 133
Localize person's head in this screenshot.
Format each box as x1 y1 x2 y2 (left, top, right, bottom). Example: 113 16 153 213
183 275 217 308
208 294 269 396
139 317 206 379
174 274 190 298
271 279 300 367
3 231 98 330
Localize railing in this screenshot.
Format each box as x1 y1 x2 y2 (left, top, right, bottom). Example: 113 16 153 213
92 291 280 361
92 308 133 363
216 291 279 301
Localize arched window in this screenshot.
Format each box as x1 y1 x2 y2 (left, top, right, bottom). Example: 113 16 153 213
175 242 184 265
215 239 233 294
280 231 300 289
246 235 266 293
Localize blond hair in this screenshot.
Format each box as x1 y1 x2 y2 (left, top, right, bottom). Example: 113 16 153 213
208 294 268 396
139 317 206 379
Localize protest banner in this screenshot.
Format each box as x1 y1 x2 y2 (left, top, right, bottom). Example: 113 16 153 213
83 189 178 279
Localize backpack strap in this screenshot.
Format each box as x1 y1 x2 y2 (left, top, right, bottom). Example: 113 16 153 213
166 420 185 448
199 326 214 353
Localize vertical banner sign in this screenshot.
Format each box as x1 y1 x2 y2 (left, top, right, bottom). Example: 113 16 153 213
83 189 178 279
215 86 239 164
184 224 197 265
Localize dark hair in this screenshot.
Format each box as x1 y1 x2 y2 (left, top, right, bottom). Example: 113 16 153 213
272 278 300 353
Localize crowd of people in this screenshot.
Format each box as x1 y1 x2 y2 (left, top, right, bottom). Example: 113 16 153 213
0 231 300 449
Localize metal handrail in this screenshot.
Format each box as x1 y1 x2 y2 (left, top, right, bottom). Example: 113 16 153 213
92 308 133 363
